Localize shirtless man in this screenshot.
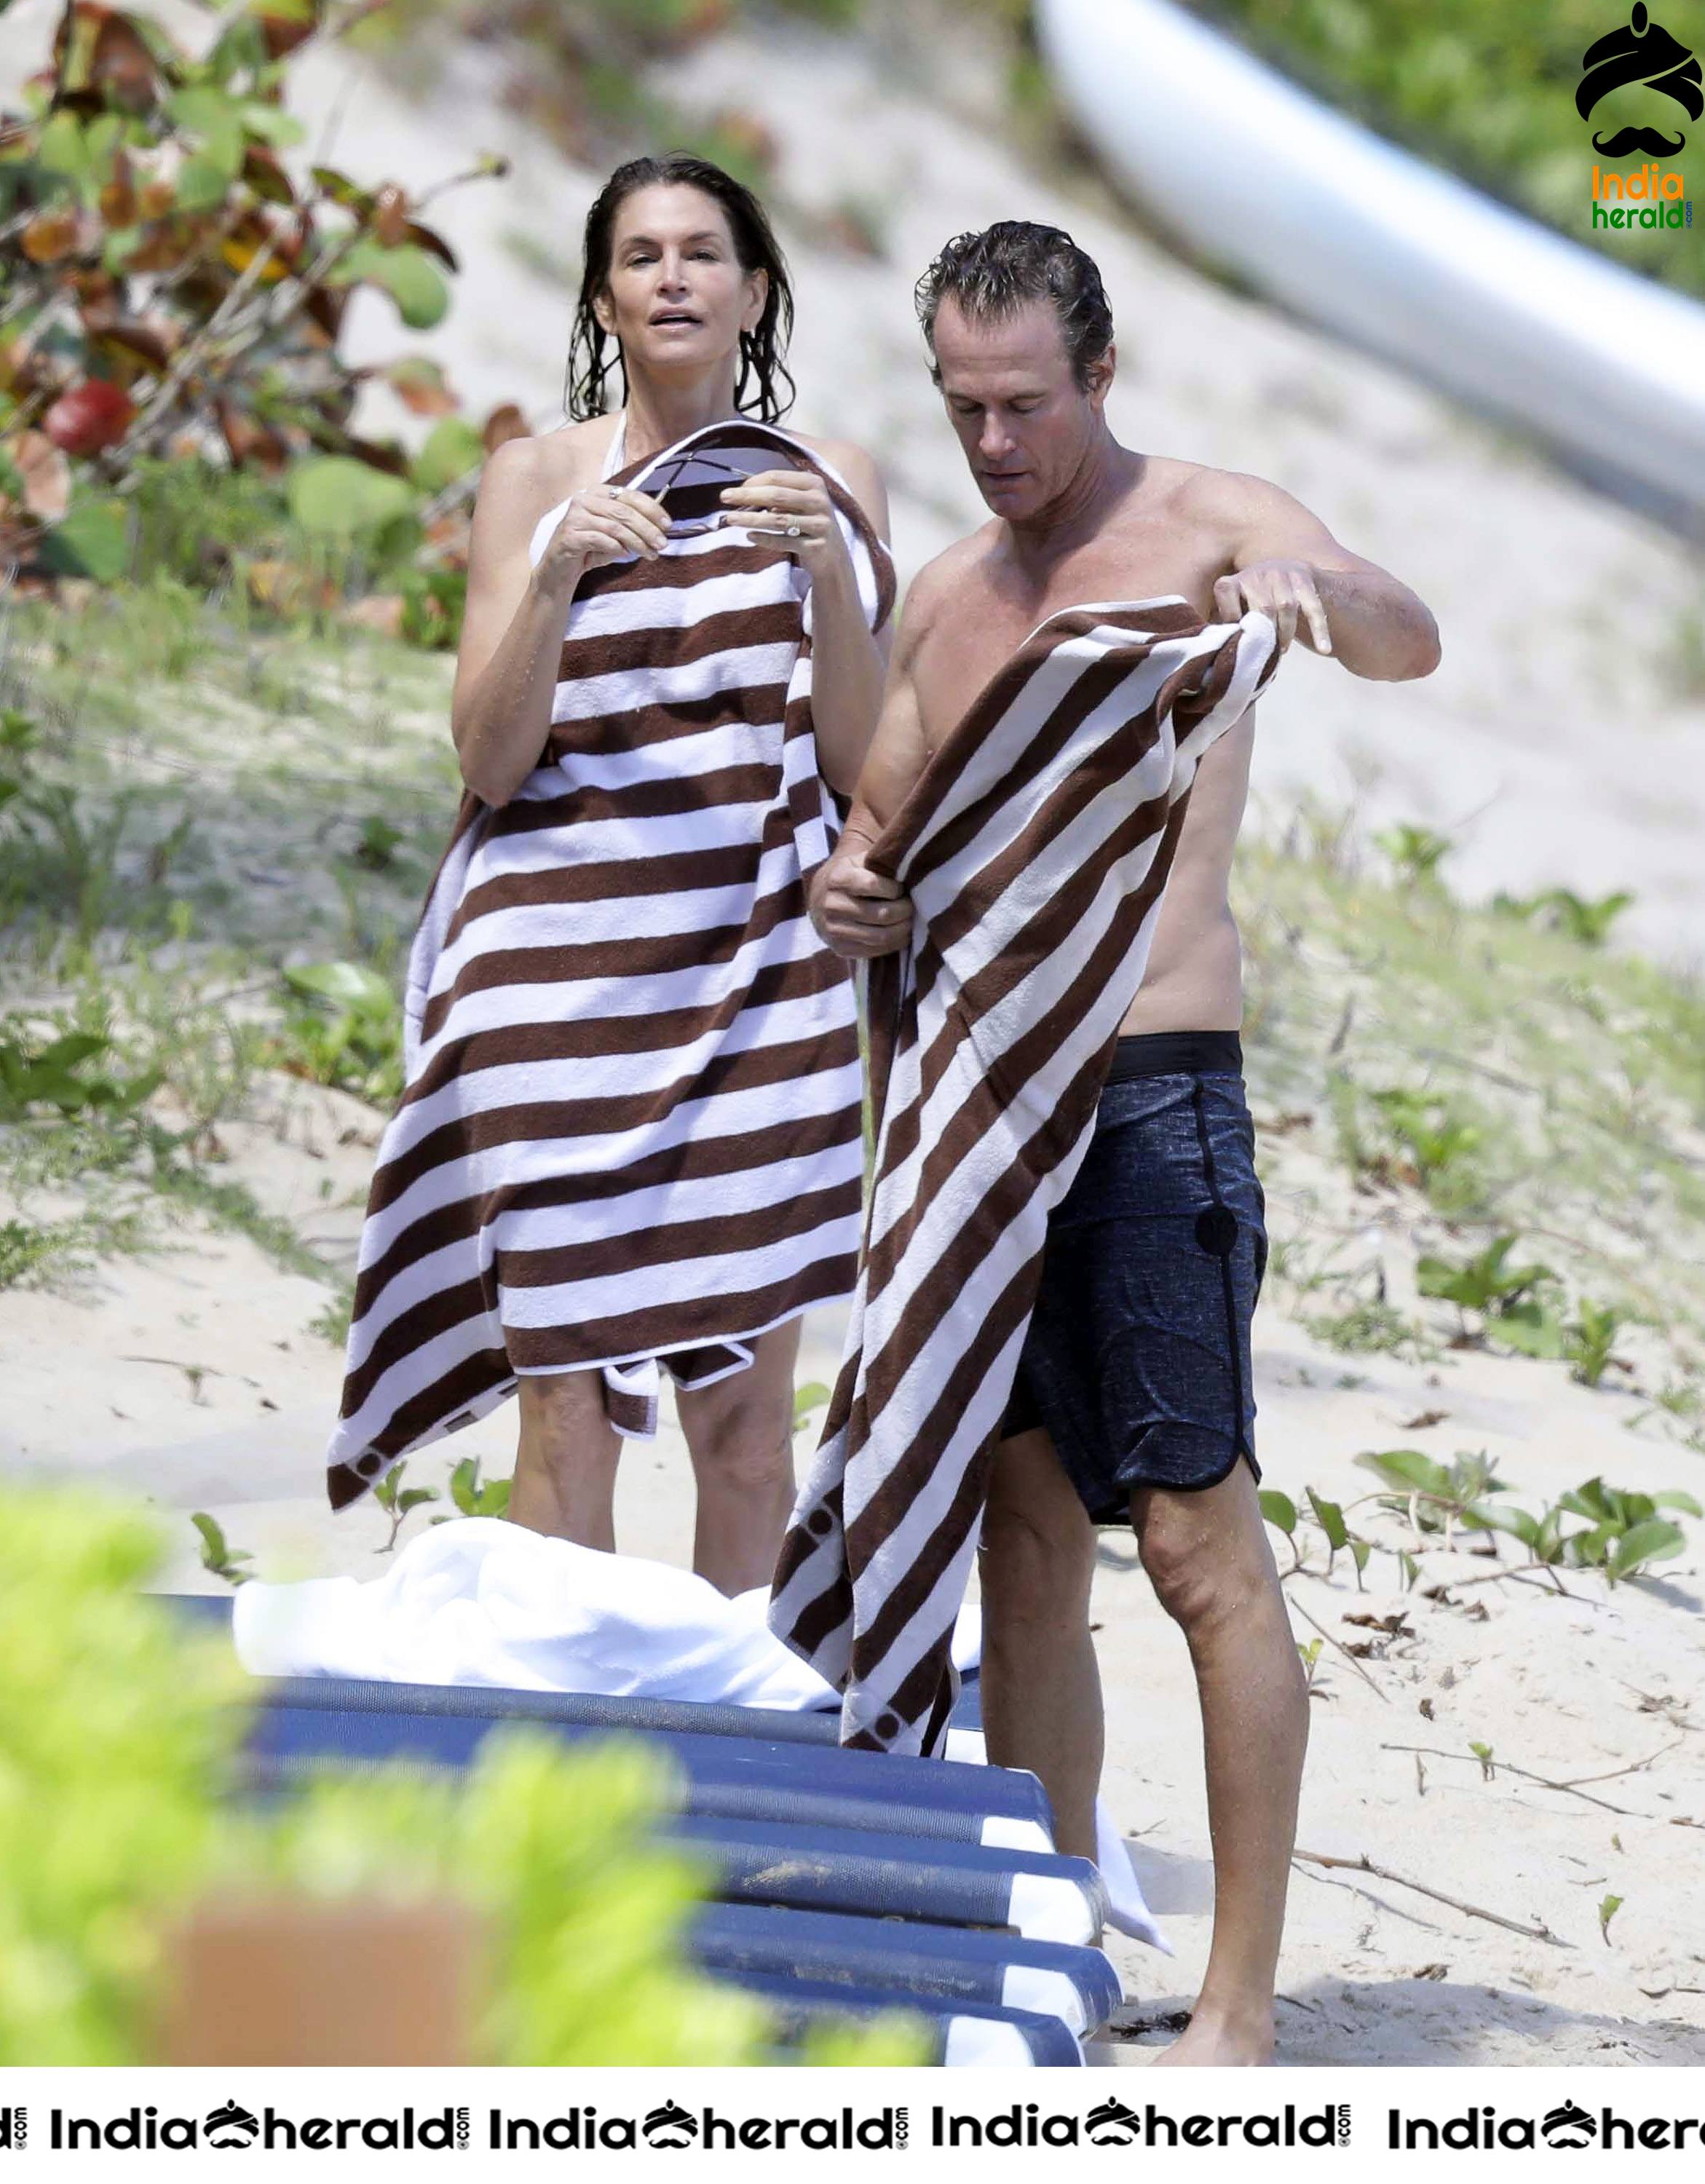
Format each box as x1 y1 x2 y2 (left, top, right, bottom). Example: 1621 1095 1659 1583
810 223 1439 2065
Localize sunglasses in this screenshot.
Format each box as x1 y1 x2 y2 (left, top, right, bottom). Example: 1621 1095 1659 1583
630 446 800 538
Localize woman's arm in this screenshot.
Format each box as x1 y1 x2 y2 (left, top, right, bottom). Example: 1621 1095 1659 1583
450 441 669 808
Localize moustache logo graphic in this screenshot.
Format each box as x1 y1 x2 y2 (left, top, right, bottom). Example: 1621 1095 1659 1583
1592 122 1689 154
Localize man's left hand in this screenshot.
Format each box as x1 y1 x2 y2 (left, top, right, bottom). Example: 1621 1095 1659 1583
1214 559 1333 655
719 469 851 581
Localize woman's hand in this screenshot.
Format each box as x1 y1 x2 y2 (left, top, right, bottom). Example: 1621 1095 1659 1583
717 467 852 582
534 483 671 596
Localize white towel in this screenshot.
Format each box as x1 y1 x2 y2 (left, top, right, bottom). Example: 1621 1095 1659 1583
232 1519 1163 1946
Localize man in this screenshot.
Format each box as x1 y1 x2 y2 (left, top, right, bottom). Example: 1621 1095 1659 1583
809 222 1439 2065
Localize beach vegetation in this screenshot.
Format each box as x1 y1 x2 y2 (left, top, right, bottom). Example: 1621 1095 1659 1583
189 1510 253 1588
271 958 405 1105
1374 821 1453 887
373 1460 440 1549
445 1454 512 1521
1492 887 1636 947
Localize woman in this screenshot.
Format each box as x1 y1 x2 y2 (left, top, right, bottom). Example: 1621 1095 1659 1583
325 154 894 1593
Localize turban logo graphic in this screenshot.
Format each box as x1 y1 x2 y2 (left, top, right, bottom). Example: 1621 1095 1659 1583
1577 3 1703 157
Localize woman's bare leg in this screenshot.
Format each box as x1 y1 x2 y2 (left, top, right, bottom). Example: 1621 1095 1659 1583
675 1319 803 1595
510 1368 623 1546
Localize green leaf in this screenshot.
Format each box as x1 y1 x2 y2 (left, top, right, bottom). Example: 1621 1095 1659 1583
285 454 416 539
38 501 131 583
167 87 246 173
282 959 395 1014
238 100 308 147
334 238 451 330
1652 1489 1704 1519
1307 1489 1348 1551
1354 1448 1450 1497
1472 1502 1538 1548
1258 1489 1297 1536
1490 1301 1566 1359
792 1380 831 1432
35 110 91 184
173 153 237 211
410 415 485 493
1599 1893 1623 1942
1607 1519 1685 1581
191 1512 227 1562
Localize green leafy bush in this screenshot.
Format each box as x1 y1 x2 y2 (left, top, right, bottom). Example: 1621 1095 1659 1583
272 958 403 1105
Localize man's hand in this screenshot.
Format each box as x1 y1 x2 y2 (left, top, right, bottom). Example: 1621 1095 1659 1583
810 842 914 960
1213 558 1333 656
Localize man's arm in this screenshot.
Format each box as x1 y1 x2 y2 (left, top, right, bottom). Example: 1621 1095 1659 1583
1199 471 1441 682
807 563 944 959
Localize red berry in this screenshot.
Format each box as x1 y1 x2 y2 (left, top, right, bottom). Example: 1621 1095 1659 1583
44 379 136 456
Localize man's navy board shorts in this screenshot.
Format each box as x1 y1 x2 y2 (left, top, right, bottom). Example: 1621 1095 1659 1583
1000 1029 1267 1524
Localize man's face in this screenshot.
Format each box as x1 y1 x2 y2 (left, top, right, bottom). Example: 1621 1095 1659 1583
931 295 1110 521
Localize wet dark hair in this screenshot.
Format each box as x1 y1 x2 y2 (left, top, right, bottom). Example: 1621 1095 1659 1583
914 221 1114 388
565 154 796 423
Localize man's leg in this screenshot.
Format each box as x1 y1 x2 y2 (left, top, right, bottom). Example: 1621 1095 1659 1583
510 1369 623 1546
1132 1461 1308 2067
676 1319 802 1596
977 1425 1104 1864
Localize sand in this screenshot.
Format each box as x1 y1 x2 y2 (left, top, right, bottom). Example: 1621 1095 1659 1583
4 1069 1701 2068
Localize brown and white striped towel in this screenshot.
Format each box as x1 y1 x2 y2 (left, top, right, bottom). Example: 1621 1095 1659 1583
326 421 894 1510
768 599 1279 1753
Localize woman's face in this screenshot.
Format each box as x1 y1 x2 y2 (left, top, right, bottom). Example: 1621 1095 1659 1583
594 183 767 381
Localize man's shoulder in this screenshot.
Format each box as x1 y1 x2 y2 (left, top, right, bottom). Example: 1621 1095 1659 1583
901 527 1000 622
1169 459 1300 526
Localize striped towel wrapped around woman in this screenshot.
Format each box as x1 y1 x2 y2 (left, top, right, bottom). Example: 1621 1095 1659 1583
769 599 1279 1754
326 421 895 1510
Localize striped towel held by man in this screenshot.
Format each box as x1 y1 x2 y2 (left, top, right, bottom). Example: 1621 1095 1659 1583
770 598 1280 1754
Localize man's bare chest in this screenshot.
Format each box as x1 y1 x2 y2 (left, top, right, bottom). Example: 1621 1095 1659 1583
911 534 1232 756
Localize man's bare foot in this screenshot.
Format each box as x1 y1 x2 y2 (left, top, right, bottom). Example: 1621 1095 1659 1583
1148 2005 1274 2066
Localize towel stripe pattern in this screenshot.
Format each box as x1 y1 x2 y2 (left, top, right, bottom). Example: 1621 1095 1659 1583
768 600 1279 1754
326 421 894 1510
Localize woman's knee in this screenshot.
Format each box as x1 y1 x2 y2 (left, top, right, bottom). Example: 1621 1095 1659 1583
516 1371 620 1473
682 1390 794 1491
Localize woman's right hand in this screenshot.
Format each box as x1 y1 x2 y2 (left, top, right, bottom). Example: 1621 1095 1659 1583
534 483 672 593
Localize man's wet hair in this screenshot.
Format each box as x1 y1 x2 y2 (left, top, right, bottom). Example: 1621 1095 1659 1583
914 222 1114 388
